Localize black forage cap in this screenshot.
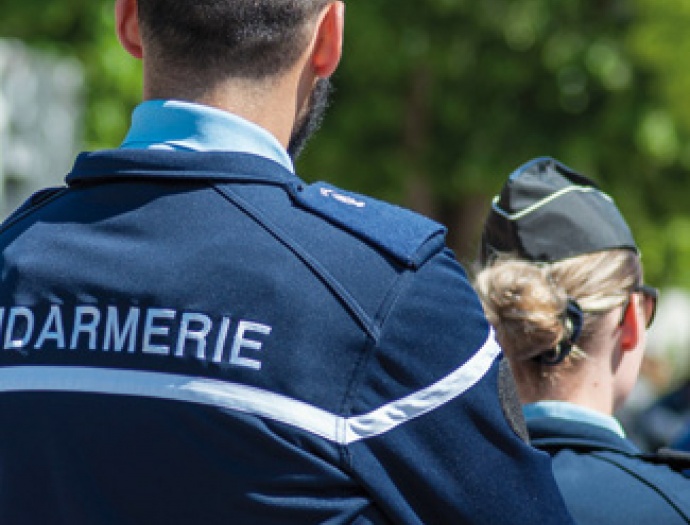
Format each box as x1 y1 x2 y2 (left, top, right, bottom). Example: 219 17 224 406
480 157 638 265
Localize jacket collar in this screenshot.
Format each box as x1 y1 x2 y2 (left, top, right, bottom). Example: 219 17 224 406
524 400 626 438
120 100 295 174
65 149 300 189
527 416 640 455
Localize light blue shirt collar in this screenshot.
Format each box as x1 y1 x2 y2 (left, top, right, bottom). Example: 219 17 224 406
120 100 295 173
523 400 626 438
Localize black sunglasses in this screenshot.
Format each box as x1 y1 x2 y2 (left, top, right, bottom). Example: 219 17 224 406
620 284 659 328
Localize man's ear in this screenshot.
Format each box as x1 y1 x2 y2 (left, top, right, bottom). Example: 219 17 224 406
620 298 640 351
115 0 143 59
310 1 345 78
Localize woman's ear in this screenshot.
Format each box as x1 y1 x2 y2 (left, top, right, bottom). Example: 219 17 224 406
309 1 345 79
620 297 640 351
115 0 143 59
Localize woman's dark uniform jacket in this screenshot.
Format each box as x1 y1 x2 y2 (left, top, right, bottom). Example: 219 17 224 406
0 149 574 524
529 416 690 524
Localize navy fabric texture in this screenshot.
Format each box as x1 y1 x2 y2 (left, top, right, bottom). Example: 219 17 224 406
0 150 573 524
529 416 690 524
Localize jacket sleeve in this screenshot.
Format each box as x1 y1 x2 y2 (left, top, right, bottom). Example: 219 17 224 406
344 247 574 525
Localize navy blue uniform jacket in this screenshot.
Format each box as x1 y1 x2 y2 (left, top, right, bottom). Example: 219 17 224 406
0 149 573 524
529 416 690 524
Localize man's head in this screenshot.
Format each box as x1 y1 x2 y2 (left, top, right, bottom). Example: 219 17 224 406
115 0 343 154
135 0 332 80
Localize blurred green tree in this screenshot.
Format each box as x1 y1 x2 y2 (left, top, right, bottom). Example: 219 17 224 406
3 0 690 287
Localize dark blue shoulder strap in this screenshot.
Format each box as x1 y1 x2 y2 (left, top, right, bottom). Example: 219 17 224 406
289 182 446 269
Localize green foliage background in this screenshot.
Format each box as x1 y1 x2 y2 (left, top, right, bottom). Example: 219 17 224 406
4 0 690 287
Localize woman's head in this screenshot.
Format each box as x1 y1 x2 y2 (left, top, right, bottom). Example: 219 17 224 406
475 250 641 366
475 158 655 410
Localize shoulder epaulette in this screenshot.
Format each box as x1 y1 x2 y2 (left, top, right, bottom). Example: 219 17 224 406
290 181 447 269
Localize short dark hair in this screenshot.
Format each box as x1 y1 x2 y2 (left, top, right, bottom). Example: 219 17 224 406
137 0 331 79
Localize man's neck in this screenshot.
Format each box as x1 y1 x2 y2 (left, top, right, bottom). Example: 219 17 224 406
142 72 305 151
